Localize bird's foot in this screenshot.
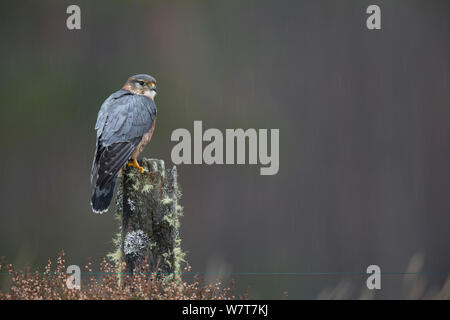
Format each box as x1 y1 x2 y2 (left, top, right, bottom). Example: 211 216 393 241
127 158 145 173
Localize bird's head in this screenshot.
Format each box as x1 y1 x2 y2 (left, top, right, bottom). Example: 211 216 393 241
123 74 157 100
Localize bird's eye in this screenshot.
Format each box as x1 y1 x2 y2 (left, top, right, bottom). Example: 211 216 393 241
138 81 145 86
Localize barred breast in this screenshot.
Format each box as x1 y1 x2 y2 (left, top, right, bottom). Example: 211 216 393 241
131 117 157 159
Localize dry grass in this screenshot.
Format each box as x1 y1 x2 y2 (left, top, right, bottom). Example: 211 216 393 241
0 251 242 300
1 251 447 300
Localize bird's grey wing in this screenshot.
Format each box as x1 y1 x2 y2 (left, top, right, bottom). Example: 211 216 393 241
101 93 156 145
91 91 157 186
91 90 129 183
94 89 129 138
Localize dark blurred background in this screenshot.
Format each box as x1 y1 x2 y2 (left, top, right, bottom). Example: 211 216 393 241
0 0 449 299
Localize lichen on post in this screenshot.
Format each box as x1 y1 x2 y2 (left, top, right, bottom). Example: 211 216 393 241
110 158 185 280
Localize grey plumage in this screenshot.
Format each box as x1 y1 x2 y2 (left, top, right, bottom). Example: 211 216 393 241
90 88 157 213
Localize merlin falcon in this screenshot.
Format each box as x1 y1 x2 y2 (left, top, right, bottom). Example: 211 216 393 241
90 74 157 214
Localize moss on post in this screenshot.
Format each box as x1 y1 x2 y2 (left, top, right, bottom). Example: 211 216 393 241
109 158 185 280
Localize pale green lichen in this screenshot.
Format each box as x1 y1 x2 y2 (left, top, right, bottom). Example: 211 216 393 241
175 204 184 215
132 181 141 191
108 177 124 267
161 197 173 205
107 230 122 265
142 183 153 194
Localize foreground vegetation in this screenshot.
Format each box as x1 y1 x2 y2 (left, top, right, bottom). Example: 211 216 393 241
0 251 448 300
0 251 241 300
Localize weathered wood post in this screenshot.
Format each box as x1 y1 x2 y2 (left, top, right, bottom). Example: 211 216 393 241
110 158 185 280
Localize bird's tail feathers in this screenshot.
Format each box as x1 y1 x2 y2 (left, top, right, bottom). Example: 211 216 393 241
91 179 116 214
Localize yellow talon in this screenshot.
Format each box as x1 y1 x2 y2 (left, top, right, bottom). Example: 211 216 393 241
127 158 145 173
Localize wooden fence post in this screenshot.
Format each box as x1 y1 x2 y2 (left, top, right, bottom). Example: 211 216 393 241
110 158 185 280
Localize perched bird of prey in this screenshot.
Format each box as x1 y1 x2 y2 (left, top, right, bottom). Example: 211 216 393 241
90 74 157 214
